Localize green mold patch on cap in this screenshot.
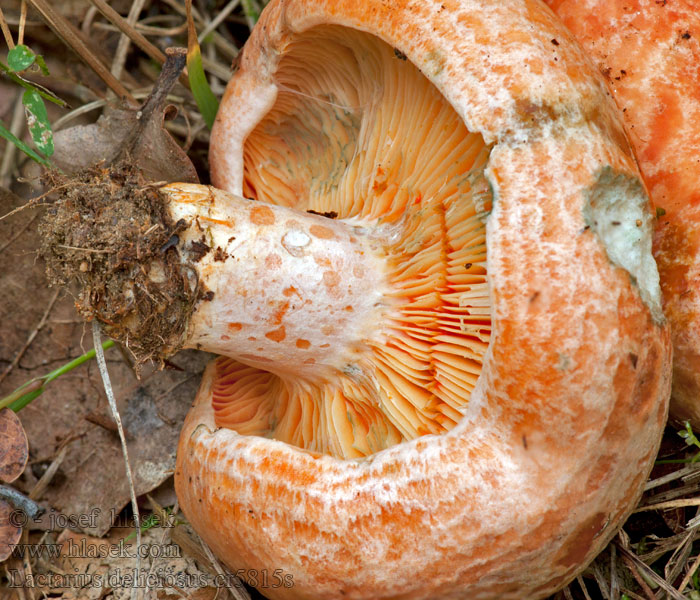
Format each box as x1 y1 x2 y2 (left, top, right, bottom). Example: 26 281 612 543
583 166 663 324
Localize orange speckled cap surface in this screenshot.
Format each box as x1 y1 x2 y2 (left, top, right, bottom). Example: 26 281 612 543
544 0 700 425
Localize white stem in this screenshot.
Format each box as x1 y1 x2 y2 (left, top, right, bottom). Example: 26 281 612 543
163 183 390 378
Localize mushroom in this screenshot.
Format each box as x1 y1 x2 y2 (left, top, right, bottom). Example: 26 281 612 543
159 0 673 598
543 1 700 428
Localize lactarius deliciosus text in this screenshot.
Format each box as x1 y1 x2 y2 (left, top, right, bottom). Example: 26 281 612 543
42 0 672 598
545 0 700 427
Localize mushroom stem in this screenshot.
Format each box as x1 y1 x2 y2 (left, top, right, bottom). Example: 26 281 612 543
166 183 390 376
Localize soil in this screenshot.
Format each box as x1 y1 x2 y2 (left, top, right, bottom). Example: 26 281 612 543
39 162 201 367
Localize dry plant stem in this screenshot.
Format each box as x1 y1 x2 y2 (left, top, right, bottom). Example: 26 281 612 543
0 214 38 256
18 0 26 45
88 0 190 90
0 6 15 49
159 0 238 60
28 444 67 501
619 554 655 600
0 288 59 386
26 0 136 105
195 532 251 600
122 47 187 159
91 321 142 600
575 577 593 600
197 0 240 43
645 465 700 491
634 498 700 512
110 0 147 81
677 550 700 594
665 525 697 589
0 92 26 188
615 544 686 600
609 545 620 598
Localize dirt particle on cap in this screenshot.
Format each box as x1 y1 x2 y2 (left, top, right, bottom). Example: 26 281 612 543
189 239 211 262
213 246 229 261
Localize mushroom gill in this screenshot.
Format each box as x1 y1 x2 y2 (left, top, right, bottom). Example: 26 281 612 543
212 26 493 459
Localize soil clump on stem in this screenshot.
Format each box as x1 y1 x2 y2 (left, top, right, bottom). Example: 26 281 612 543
39 161 200 367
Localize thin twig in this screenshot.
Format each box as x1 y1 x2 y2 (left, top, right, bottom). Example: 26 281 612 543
0 6 15 49
196 532 251 600
122 47 187 159
110 0 147 81
18 0 26 46
615 543 687 600
197 0 240 43
56 244 111 253
26 0 136 105
677 551 700 594
634 497 700 512
0 213 39 256
28 444 68 500
619 553 656 600
88 0 190 90
92 322 141 600
0 288 59 386
81 4 98 35
576 576 593 600
0 91 26 188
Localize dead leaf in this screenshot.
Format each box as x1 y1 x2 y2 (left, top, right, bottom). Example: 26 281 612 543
0 499 22 561
53 48 198 184
0 408 29 483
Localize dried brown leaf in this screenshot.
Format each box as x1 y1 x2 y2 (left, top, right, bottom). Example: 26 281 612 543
52 49 198 184
0 499 22 561
0 408 28 483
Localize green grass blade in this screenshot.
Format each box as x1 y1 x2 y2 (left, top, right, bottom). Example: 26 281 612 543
186 0 219 129
0 118 50 166
0 340 115 412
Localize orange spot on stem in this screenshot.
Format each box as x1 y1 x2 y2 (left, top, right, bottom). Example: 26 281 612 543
309 224 335 239
265 326 286 342
250 205 275 225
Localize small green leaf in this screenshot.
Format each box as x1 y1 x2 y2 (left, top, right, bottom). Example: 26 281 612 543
22 89 53 157
0 118 50 166
7 44 35 72
34 54 50 76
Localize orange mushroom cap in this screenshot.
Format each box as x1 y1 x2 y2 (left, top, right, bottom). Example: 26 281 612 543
543 0 700 425
173 0 672 598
